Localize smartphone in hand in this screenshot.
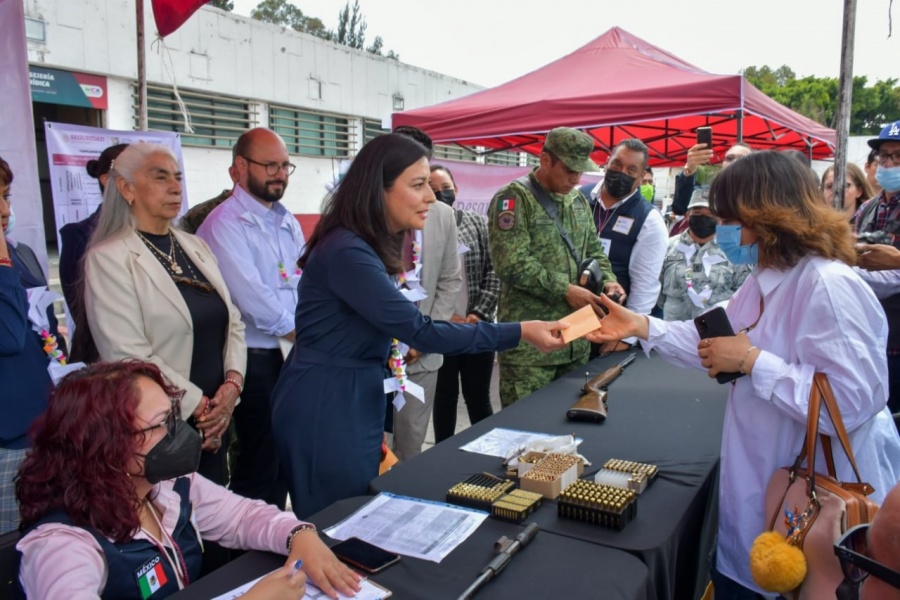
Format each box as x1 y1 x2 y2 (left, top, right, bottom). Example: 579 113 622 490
694 306 742 384
696 127 713 150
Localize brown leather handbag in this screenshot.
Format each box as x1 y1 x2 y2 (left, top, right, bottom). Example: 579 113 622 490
757 373 879 599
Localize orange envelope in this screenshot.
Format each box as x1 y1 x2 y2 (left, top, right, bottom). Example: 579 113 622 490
560 305 603 344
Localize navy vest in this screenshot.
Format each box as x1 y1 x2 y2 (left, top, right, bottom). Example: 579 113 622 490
19 477 203 599
582 187 653 296
857 196 900 351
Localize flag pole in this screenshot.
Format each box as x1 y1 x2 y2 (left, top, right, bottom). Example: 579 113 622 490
136 0 148 131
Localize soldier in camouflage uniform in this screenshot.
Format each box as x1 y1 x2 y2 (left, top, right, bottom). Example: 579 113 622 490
488 127 625 407
180 189 233 234
658 188 752 321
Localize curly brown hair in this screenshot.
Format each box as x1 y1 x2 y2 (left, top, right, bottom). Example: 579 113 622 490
710 151 856 269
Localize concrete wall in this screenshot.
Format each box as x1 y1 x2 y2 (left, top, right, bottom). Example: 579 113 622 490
23 0 483 214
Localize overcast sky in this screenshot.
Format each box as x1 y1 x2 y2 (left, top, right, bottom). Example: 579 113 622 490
229 0 897 88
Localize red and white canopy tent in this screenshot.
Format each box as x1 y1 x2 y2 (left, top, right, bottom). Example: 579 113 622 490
392 27 836 167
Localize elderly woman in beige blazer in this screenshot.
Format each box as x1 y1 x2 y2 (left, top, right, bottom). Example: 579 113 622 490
84 143 246 485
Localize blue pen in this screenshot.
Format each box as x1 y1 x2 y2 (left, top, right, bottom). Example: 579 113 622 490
292 559 303 576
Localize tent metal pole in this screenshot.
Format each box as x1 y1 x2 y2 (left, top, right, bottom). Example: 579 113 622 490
736 110 743 143
136 0 148 131
832 0 857 211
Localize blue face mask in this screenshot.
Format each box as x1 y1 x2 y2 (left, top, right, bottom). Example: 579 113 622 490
716 224 758 265
876 165 900 192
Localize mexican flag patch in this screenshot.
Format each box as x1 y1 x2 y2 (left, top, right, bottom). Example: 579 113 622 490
499 198 515 211
136 555 168 598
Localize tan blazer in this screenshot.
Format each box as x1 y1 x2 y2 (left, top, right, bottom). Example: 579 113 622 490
85 228 247 418
406 200 462 374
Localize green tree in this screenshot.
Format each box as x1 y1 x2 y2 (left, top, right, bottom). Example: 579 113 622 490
741 64 900 135
251 0 331 40
334 0 367 49
207 0 234 10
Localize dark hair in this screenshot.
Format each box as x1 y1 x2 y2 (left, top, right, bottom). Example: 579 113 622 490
299 133 429 274
612 139 649 169
781 149 811 168
710 151 856 269
393 126 434 159
85 143 129 192
16 361 183 542
644 167 653 175
430 164 456 186
0 156 13 187
867 148 879 167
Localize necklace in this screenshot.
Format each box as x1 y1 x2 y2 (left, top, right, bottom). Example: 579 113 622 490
385 231 422 397
137 230 183 275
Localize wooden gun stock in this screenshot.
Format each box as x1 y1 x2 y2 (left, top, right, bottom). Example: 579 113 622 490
566 354 636 423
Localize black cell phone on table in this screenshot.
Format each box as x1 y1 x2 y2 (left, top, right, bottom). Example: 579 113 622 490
331 537 400 574
694 306 743 384
696 126 713 149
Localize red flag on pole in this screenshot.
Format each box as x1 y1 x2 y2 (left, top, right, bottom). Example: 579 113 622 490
151 0 208 37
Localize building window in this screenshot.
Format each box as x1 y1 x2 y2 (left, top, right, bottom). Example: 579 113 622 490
270 105 353 157
363 119 389 144
433 144 478 162
525 153 540 167
485 150 523 166
135 84 254 147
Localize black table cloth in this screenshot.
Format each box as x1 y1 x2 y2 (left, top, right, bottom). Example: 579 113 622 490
173 496 652 600
371 352 727 600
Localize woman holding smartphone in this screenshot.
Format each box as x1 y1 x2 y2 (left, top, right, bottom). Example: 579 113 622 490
588 151 900 598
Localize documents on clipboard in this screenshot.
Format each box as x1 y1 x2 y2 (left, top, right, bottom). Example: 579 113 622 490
323 492 487 563
211 571 391 600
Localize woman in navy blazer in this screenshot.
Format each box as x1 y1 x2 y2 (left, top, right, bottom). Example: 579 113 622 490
0 156 61 534
271 134 567 518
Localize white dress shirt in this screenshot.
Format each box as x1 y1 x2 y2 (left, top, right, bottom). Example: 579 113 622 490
855 267 900 299
642 255 900 594
196 186 306 349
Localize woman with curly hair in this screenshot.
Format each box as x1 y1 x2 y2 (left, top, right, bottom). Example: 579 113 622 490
15 361 360 599
588 151 900 598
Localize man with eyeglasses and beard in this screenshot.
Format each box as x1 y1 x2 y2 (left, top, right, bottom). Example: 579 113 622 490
197 128 306 509
834 482 900 599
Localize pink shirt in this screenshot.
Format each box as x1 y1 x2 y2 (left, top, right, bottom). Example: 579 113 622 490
17 473 307 598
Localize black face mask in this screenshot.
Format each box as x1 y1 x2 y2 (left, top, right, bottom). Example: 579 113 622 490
435 189 456 207
139 419 202 484
688 215 718 239
603 170 637 199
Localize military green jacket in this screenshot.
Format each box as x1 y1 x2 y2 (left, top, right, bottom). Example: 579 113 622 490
487 168 615 366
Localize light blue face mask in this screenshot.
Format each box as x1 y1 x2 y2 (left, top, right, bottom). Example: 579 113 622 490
3 205 14 236
716 224 758 265
876 165 900 193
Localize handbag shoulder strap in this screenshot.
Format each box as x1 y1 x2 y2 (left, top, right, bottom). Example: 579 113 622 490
516 176 581 265
794 373 875 496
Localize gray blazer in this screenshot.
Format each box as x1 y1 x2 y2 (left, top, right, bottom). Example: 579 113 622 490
406 200 462 374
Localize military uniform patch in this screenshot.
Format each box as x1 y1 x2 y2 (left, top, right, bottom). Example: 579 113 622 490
499 198 516 211
497 210 515 230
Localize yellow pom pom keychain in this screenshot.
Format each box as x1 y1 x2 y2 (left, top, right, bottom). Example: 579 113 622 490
750 502 816 593
750 531 807 593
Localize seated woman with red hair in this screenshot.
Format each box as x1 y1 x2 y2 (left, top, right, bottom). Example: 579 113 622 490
15 361 360 599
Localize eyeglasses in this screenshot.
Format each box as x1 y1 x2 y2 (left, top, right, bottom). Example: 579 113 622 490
722 154 743 163
834 523 900 589
242 156 296 176
824 182 853 192
875 150 900 165
135 393 184 439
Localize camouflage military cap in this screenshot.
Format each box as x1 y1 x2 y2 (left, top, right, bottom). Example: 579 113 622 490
543 127 598 173
687 186 710 210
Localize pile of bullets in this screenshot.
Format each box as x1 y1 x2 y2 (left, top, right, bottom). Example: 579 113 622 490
491 489 544 523
447 473 516 511
557 480 638 530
